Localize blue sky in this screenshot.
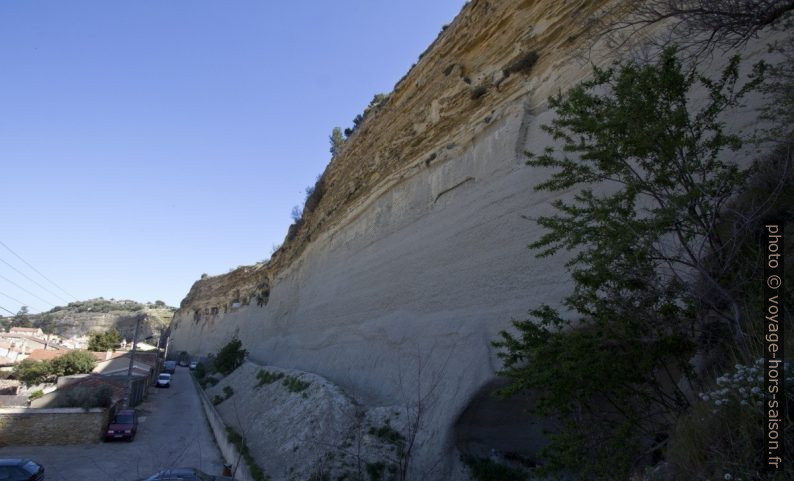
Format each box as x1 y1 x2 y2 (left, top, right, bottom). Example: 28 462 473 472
0 0 465 313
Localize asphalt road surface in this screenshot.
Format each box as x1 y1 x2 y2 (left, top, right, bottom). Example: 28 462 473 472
0 367 226 481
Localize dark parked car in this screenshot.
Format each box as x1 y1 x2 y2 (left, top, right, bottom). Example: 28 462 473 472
163 360 177 373
139 468 233 481
0 459 45 480
105 409 138 441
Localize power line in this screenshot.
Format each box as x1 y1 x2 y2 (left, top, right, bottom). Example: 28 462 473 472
0 256 70 304
0 304 14 316
0 289 42 313
0 239 78 301
0 273 56 308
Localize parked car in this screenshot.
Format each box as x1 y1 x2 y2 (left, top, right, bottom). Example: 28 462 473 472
188 361 198 370
156 373 171 388
163 360 177 373
178 359 189 367
105 409 138 441
139 468 233 481
0 459 45 480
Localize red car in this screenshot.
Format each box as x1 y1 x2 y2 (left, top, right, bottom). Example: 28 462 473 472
105 409 138 441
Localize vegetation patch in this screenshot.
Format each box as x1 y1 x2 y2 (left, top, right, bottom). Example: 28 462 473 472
213 338 247 375
226 426 269 481
212 385 235 405
461 455 529 481
255 369 285 387
368 422 405 448
13 350 97 386
282 375 311 393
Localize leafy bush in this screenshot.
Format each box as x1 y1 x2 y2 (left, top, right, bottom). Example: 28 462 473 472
666 360 794 480
28 389 43 400
223 385 234 399
282 375 310 393
87 329 122 351
13 359 53 386
213 338 247 375
226 426 269 481
461 455 529 481
343 93 389 137
365 461 386 481
13 350 96 386
50 350 96 377
494 48 769 480
368 423 405 447
255 369 284 387
194 362 206 379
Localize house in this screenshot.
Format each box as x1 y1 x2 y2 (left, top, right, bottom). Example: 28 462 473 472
8 327 44 338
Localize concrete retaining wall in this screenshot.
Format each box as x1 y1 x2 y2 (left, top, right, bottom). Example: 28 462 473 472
191 374 255 481
0 407 109 446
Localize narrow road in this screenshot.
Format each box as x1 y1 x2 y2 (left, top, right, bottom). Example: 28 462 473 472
0 367 225 481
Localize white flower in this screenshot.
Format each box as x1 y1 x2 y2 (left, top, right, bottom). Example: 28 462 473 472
724 474 733 480
751 387 761 394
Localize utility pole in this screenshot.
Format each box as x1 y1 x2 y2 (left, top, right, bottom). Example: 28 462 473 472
122 315 141 409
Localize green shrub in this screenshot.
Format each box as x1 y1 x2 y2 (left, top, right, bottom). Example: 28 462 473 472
461 455 529 481
194 362 206 379
223 385 234 399
28 390 43 400
50 350 96 376
282 375 310 393
213 338 247 375
87 329 122 351
666 360 794 480
255 369 284 387
225 427 269 481
365 462 386 481
368 423 405 447
212 395 225 405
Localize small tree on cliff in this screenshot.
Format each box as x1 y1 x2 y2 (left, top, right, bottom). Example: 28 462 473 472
329 126 346 156
494 48 769 479
214 337 247 375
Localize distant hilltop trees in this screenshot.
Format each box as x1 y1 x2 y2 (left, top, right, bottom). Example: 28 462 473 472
47 298 173 314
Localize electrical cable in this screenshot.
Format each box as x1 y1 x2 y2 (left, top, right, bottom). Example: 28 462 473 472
0 273 56 308
0 239 78 300
0 256 70 304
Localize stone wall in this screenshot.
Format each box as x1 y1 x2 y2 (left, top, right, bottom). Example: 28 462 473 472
0 407 109 446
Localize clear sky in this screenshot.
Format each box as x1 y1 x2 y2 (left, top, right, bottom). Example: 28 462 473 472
0 0 465 313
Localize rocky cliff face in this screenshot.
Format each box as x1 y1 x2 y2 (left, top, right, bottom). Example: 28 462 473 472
171 1 780 478
3 299 174 340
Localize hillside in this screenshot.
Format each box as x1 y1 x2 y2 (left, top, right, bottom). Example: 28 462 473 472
1 298 175 340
